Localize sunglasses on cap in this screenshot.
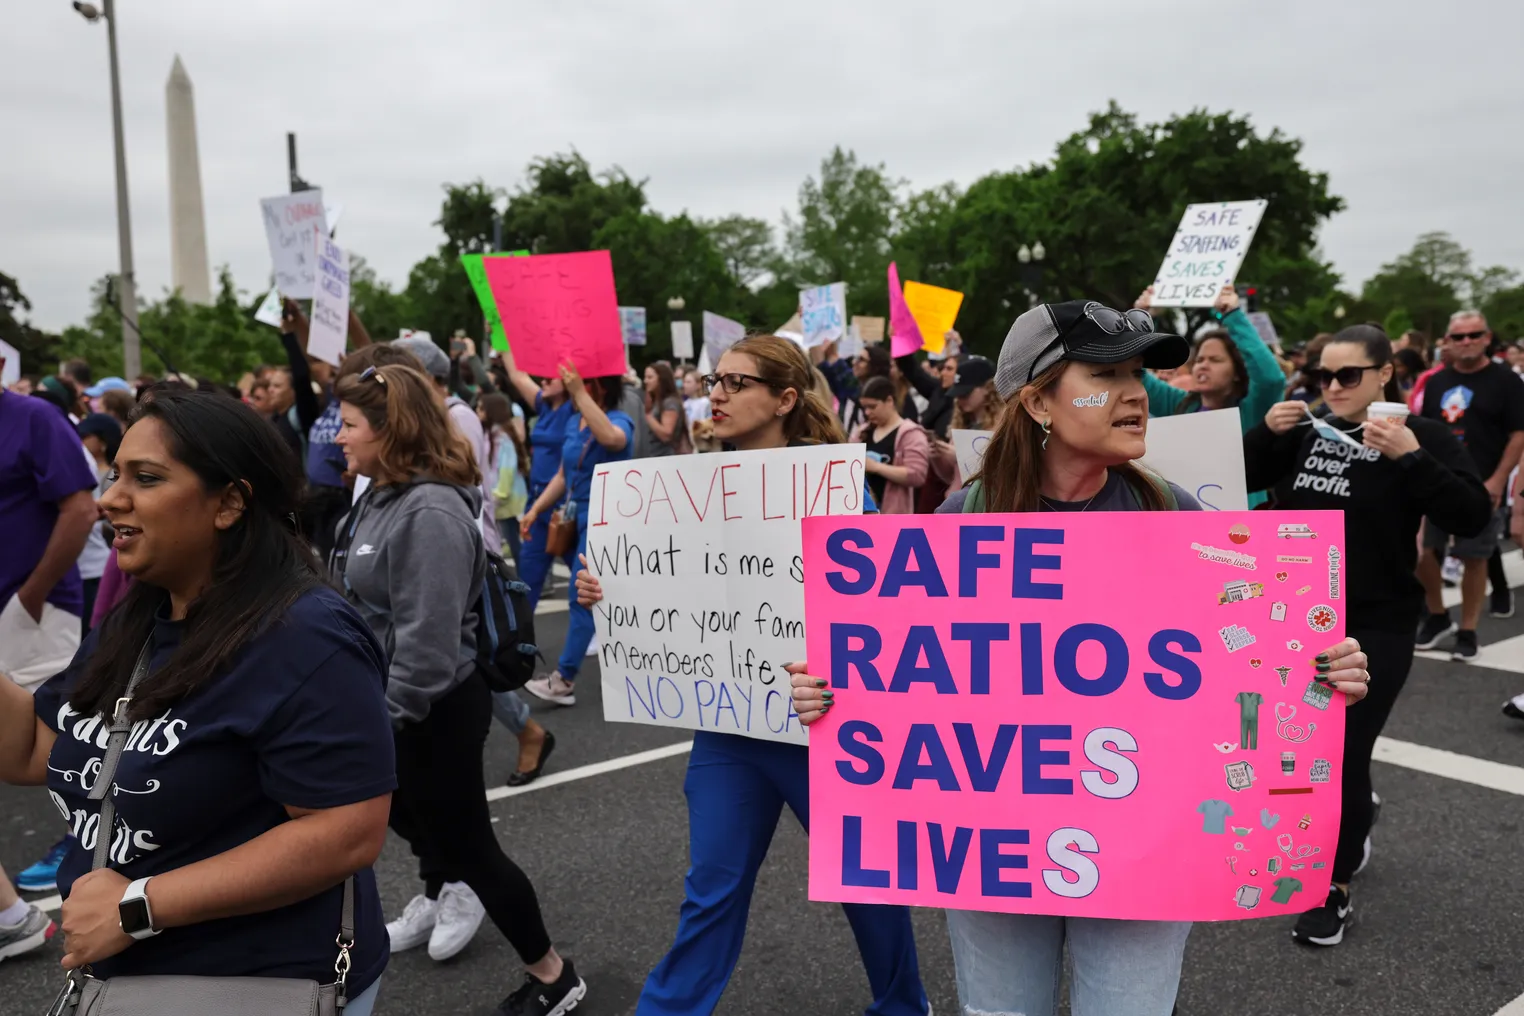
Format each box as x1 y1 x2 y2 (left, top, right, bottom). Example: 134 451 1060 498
1446 330 1489 341
1309 364 1378 389
1057 303 1156 342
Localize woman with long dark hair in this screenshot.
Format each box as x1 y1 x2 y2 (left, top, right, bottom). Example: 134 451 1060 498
0 387 394 1014
575 335 930 1016
332 364 586 1015
791 302 1370 1016
643 361 687 456
1245 324 1489 947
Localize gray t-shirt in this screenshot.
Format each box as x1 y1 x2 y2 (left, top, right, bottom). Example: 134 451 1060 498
645 395 685 457
936 470 1201 514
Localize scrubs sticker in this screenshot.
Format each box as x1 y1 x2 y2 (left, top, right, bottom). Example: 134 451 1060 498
1303 679 1334 711
1219 580 1264 604
1235 884 1262 909
1277 555 1313 564
1192 543 1258 570
1277 524 1317 539
1275 665 1292 687
1219 624 1256 652
1307 604 1338 633
1228 524 1251 545
1275 702 1317 742
1072 391 1109 407
1224 760 1256 792
1309 759 1332 783
1286 639 1304 652
1328 545 1342 599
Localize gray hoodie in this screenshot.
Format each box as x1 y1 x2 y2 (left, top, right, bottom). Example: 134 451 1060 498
333 478 485 725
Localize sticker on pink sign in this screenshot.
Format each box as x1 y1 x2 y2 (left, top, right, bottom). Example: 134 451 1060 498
800 510 1346 922
484 250 624 378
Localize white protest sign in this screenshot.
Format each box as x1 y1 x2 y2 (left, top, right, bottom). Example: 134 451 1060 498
1247 311 1280 351
0 338 19 386
670 320 694 361
1150 199 1267 308
253 287 283 328
259 190 328 299
307 229 350 367
952 408 1247 510
949 428 990 485
592 444 868 744
619 306 647 346
702 311 746 365
324 201 344 235
836 320 863 359
800 282 847 347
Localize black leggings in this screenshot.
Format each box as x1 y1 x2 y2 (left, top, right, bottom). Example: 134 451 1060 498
1332 626 1416 883
391 672 553 964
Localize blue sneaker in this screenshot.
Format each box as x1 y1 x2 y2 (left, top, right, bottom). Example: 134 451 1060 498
15 838 70 893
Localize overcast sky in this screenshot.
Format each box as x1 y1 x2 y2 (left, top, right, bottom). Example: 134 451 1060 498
5 0 1521 335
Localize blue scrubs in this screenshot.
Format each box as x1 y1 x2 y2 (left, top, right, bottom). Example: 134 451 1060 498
517 394 578 609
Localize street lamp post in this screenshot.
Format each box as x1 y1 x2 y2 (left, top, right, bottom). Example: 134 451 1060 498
76 0 140 379
1017 241 1047 308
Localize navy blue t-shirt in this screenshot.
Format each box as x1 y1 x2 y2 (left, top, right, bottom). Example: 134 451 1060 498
530 394 576 494
34 586 395 993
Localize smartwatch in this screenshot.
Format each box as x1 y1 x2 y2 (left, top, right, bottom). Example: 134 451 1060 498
118 877 161 940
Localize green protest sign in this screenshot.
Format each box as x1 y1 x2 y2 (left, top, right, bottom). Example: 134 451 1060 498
461 250 529 351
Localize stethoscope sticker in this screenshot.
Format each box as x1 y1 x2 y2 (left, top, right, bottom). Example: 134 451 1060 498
1277 832 1320 860
1275 702 1317 742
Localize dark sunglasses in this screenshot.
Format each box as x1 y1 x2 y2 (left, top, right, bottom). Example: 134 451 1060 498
1070 302 1155 337
1311 364 1379 389
1447 330 1489 341
358 365 386 385
702 372 779 395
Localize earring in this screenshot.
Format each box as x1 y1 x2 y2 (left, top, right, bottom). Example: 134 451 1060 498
1040 419 1051 451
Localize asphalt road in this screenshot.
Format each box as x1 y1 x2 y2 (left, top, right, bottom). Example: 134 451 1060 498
5 569 1524 1016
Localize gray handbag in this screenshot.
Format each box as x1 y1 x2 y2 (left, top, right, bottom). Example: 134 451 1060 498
45 642 360 1016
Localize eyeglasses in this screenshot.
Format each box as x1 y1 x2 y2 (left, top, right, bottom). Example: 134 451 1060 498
1311 364 1378 389
358 366 386 385
1066 302 1155 338
702 372 780 394
1446 330 1489 341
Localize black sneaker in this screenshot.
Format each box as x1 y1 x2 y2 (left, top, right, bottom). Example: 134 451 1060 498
1416 612 1457 650
1452 629 1479 662
1292 885 1352 946
497 958 586 1016
1493 587 1515 619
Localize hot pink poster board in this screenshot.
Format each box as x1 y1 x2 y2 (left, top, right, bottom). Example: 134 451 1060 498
887 261 923 358
484 250 624 378
801 510 1346 921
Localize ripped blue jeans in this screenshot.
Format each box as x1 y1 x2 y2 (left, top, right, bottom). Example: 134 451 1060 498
945 910 1189 1016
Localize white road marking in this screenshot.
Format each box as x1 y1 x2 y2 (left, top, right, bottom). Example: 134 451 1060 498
1416 632 1524 674
1496 991 1524 1015
484 739 692 802
1375 736 1524 796
1441 548 1524 610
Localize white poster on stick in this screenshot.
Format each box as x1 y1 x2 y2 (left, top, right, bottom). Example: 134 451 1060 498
260 190 328 299
951 408 1247 510
307 229 350 367
0 338 19 386
670 320 694 361
702 311 746 366
592 444 868 744
800 282 847 347
1149 200 1267 308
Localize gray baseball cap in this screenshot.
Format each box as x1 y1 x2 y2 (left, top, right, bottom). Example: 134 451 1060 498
994 301 1188 399
391 336 450 381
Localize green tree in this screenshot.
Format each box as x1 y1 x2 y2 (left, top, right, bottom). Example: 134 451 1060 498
781 147 903 316
701 215 777 289
0 272 61 376
348 254 412 343
1360 231 1472 337
1484 284 1524 341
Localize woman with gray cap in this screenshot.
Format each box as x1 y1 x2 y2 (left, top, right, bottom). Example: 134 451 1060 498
788 300 1372 1016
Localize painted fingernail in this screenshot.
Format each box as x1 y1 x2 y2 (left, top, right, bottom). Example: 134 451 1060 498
822 691 835 701
1314 653 1330 663
1315 663 1331 673
820 703 831 713
1313 674 1331 686
815 678 828 688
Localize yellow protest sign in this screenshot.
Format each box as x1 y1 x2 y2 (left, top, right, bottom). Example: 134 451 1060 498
902 280 964 354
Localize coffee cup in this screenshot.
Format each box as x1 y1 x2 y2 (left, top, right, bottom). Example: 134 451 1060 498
1367 401 1410 423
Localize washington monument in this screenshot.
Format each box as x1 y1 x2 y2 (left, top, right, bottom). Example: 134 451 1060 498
165 55 210 304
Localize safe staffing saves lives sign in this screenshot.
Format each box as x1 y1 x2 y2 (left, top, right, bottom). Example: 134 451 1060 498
803 510 1346 921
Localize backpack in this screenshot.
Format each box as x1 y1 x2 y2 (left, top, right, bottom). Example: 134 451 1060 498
473 548 542 693
960 470 1178 512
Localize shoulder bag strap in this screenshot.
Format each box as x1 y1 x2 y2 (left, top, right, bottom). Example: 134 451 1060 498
85 639 154 871
961 479 987 513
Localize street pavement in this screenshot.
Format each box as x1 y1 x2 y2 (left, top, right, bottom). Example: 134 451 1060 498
6 565 1524 1015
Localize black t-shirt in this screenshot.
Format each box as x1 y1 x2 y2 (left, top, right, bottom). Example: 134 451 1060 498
864 423 900 505
1245 414 1492 631
1418 363 1524 478
34 587 395 993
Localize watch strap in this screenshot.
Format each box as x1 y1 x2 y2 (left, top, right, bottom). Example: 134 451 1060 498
120 876 159 939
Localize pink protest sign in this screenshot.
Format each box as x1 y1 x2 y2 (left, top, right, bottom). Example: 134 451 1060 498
887 261 923 358
802 510 1346 922
484 250 624 378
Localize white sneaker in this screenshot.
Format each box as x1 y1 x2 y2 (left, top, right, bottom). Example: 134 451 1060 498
386 894 437 953
524 673 577 707
428 882 485 961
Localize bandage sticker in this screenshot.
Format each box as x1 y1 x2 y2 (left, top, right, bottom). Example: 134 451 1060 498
1270 600 1288 622
1224 760 1255 792
1307 604 1337 633
1308 758 1331 783
1192 543 1258 570
1219 624 1256 652
1327 545 1342 600
1295 584 1312 596
1072 391 1109 407
1219 580 1264 604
